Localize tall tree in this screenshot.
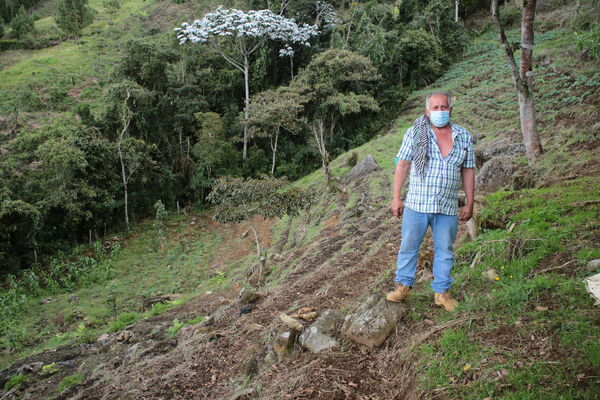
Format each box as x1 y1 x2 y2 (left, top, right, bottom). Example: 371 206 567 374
174 6 319 161
247 86 307 176
491 0 543 163
292 49 380 184
55 0 95 37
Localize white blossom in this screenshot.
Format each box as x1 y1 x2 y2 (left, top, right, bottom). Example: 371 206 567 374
174 6 319 52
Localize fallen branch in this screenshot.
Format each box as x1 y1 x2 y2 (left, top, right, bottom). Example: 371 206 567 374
531 260 576 277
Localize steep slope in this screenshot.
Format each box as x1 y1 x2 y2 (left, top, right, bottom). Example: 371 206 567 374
1 22 600 400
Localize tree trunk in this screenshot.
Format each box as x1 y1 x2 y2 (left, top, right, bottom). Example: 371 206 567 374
243 55 250 160
311 119 331 184
491 0 542 164
248 219 261 256
270 128 279 176
518 0 542 162
455 0 459 22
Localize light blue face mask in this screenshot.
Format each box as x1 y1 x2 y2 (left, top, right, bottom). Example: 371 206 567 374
429 110 450 127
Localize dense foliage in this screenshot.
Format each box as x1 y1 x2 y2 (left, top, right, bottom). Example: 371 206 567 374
1 0 484 272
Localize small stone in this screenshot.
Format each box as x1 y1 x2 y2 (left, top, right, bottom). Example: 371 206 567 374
238 287 261 304
586 259 600 272
484 269 500 281
116 330 134 343
242 323 264 333
535 306 549 312
97 333 111 343
423 319 434 326
279 313 304 331
273 330 298 360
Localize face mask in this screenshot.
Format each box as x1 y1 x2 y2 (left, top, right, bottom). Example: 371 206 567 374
429 110 450 127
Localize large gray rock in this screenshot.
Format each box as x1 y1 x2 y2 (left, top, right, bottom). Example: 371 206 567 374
346 154 381 182
476 156 518 193
475 136 525 168
341 294 406 347
299 309 344 353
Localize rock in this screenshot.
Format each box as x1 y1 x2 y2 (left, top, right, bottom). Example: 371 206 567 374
299 309 344 353
474 136 525 167
484 269 500 281
68 295 79 304
341 295 406 347
273 330 298 360
586 259 600 272
279 313 304 331
143 295 171 310
264 350 277 364
238 287 261 304
97 333 112 344
242 323 264 334
16 362 43 375
476 156 518 193
345 154 381 182
40 297 54 305
115 330 134 343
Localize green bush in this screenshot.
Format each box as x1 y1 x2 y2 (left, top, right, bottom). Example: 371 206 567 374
108 312 140 332
3 373 27 391
10 6 35 39
576 21 600 60
500 4 521 27
56 373 82 393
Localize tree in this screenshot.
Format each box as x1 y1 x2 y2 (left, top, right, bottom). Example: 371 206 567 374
247 86 307 175
491 0 542 164
207 175 312 283
292 49 380 184
55 0 95 37
105 81 155 231
174 6 319 161
9 6 35 39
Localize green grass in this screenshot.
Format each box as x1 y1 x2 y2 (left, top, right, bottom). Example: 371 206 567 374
409 177 600 398
0 211 225 370
56 373 82 393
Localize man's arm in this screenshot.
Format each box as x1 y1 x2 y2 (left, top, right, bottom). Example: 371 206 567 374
391 160 410 218
459 167 475 221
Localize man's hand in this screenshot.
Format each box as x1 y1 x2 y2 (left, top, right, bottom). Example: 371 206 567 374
391 198 404 218
459 205 473 221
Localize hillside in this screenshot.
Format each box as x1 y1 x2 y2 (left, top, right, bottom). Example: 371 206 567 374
1 5 600 397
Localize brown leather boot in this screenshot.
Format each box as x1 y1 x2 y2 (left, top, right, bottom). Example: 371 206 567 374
386 285 412 302
434 291 458 312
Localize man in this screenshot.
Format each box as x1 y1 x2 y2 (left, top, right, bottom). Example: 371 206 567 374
386 91 475 312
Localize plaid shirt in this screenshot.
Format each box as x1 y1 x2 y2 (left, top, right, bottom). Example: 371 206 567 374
394 122 475 216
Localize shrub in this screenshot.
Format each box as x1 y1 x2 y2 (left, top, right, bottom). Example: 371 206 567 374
3 373 27 391
56 373 82 393
576 21 600 60
10 6 35 39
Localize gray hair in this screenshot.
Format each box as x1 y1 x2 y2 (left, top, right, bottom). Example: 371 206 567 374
425 91 453 110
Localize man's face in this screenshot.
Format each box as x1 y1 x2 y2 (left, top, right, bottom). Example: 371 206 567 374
426 94 452 118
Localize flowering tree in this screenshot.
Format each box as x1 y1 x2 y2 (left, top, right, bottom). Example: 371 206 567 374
174 7 319 161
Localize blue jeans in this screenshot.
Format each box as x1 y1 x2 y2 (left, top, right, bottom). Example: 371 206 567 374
394 207 459 293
